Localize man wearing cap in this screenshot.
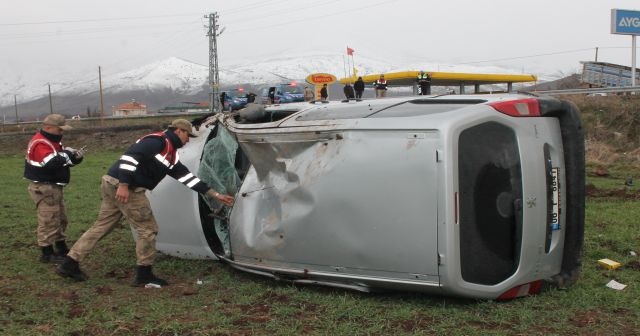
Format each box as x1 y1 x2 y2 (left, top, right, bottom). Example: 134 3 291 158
24 114 85 263
373 74 388 98
57 119 234 287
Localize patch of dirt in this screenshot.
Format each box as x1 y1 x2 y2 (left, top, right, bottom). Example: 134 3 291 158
0 125 164 156
60 290 80 302
599 239 620 250
36 290 62 299
10 241 31 249
34 324 54 333
179 285 198 296
68 304 85 318
95 285 113 295
104 269 133 279
612 307 632 315
258 291 291 303
586 183 640 200
570 310 600 327
389 313 437 333
591 166 610 176
526 325 561 335
625 260 640 270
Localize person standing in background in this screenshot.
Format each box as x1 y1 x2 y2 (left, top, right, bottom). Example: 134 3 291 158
320 84 329 101
417 71 432 95
219 92 228 111
304 86 314 101
354 77 365 99
373 74 388 98
343 84 355 99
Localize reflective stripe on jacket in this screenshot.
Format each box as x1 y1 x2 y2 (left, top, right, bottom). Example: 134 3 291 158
107 130 208 193
23 131 78 185
374 80 388 90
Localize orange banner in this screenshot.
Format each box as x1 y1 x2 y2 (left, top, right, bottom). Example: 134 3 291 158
306 73 337 85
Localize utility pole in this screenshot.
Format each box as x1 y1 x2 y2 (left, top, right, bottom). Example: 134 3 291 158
47 83 53 114
632 36 637 87
99 66 105 125
595 47 598 62
205 12 223 113
14 95 18 124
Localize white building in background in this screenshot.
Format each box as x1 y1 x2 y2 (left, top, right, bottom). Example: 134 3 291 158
112 100 147 117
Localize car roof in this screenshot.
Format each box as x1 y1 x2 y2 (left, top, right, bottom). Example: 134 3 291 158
289 93 535 115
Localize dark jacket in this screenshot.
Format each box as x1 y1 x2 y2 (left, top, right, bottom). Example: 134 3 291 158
354 79 365 92
417 73 431 84
107 130 209 193
320 87 328 99
24 130 83 185
343 85 355 99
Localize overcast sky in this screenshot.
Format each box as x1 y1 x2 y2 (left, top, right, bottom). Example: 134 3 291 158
1 0 639 84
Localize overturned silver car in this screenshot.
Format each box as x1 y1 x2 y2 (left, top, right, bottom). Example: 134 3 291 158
147 94 585 300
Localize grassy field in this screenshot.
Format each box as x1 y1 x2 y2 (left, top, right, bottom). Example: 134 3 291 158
1 150 639 336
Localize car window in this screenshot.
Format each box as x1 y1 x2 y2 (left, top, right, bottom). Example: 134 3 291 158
458 121 523 285
283 86 302 94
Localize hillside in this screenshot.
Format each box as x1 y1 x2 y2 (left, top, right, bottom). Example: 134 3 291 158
523 74 582 91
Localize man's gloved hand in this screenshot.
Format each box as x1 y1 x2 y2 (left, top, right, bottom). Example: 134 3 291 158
74 147 87 159
206 189 235 207
64 146 86 159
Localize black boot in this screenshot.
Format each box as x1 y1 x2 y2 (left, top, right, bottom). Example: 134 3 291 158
56 256 88 282
54 240 69 256
132 265 169 287
40 245 65 264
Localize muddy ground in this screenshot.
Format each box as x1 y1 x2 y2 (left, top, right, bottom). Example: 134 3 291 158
0 125 163 156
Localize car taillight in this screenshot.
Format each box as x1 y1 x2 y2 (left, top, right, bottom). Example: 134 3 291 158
489 98 541 117
497 280 543 300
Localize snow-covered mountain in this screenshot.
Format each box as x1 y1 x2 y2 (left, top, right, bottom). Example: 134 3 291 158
1 53 530 109
64 57 209 96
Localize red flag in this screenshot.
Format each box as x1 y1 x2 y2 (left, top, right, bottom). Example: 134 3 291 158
347 47 354 56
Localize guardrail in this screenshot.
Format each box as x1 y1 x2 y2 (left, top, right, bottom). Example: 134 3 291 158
524 86 640 96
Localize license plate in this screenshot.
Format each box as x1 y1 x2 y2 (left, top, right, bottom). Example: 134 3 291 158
550 167 560 230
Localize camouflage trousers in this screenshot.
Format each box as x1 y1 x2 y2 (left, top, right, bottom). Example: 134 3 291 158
68 175 158 266
27 182 68 247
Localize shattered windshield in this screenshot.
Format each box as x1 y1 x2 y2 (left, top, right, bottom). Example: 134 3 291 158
198 126 242 255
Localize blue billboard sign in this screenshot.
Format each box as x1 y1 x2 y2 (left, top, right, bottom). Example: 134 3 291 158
611 9 640 35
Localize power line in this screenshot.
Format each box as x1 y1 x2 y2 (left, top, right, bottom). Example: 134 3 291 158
223 0 339 25
455 48 596 65
228 0 396 34
0 0 293 26
0 20 201 41
220 0 292 16
0 26 200 47
452 47 639 66
0 13 203 26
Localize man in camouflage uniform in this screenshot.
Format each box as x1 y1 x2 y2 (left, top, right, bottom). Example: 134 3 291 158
24 114 85 263
57 119 234 287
